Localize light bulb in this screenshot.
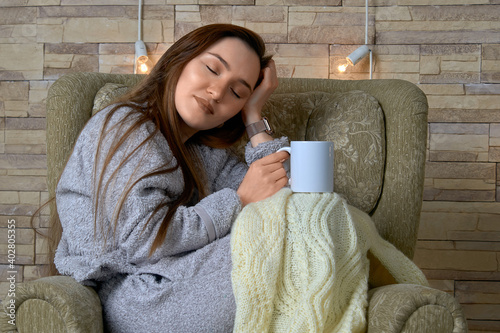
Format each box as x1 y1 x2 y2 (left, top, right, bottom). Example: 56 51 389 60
139 62 149 74
134 40 153 74
338 63 349 72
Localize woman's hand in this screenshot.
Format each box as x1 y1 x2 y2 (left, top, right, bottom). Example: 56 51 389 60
237 150 289 207
241 59 279 126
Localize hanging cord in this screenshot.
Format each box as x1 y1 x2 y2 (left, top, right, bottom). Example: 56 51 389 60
138 0 142 41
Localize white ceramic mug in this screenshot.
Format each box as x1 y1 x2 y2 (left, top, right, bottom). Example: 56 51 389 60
278 141 334 193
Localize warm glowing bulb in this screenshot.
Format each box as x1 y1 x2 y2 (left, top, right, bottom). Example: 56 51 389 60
338 64 349 72
139 63 149 73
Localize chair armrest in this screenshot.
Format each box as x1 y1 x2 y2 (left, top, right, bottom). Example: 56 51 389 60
1 275 103 333
367 284 468 333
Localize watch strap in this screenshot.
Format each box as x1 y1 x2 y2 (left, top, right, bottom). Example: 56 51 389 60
246 117 273 138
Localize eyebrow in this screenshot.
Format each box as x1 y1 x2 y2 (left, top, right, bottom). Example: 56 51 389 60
207 52 253 92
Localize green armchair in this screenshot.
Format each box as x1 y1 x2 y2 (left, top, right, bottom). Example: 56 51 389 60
1 72 467 332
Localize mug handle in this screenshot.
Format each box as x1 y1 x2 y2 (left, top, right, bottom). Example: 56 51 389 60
277 147 291 186
277 146 291 154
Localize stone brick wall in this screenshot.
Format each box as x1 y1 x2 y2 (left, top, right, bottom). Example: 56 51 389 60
1 1 499 331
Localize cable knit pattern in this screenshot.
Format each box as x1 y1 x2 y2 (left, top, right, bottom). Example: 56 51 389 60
231 189 428 333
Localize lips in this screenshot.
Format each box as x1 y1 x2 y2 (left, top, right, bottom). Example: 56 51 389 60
194 96 214 115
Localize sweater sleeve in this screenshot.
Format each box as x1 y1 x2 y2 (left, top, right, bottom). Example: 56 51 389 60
55 107 241 279
190 138 288 242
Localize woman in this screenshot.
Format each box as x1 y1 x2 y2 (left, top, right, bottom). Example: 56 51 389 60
54 24 289 332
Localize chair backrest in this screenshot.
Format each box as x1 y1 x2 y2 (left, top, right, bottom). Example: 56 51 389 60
46 72 428 258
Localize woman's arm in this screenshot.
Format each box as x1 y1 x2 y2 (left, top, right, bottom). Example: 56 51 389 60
241 59 279 148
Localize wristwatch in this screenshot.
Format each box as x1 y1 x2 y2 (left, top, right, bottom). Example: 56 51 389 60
246 117 273 138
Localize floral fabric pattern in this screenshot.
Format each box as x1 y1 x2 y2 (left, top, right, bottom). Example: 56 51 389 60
257 91 385 213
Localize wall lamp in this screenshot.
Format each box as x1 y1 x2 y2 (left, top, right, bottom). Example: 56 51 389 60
337 0 373 79
134 0 152 74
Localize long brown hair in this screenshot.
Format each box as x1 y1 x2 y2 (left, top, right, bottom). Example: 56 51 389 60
74 24 271 262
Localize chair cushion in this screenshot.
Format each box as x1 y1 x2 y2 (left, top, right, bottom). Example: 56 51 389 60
261 91 385 213
92 84 385 213
92 83 130 115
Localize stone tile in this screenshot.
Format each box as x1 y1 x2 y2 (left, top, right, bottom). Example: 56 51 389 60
270 43 329 79
0 7 37 25
425 162 495 179
232 5 287 22
46 43 99 54
44 55 99 80
433 179 495 191
422 200 500 214
419 84 465 96
461 304 500 321
8 169 47 176
0 43 43 80
0 216 33 229
289 7 374 44
482 44 500 83
498 164 500 184
0 176 47 191
198 5 232 25
0 264 23 282
430 123 489 135
428 109 500 123
62 17 164 43
491 124 500 140
410 5 500 22
427 95 500 111
257 0 340 4
465 83 500 95
199 0 253 4
0 24 37 44
489 147 500 162
468 320 500 333
414 248 498 271
36 23 64 43
418 212 477 240
421 72 480 84
39 5 135 18
0 192 19 205
427 279 455 294
0 154 47 170
0 243 34 264
420 56 440 75
28 0 61 4
0 228 34 245
5 130 45 146
455 241 500 251
375 6 411 21
430 134 489 152
423 268 500 281
99 55 135 74
99 43 134 54
346 0 491 5
23 265 47 281
5 144 47 155
423 188 495 202
447 231 500 241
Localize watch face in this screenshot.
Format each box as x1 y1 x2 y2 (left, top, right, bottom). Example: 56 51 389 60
263 117 273 135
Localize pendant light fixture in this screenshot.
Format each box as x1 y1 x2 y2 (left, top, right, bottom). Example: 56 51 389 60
338 0 373 79
134 0 152 74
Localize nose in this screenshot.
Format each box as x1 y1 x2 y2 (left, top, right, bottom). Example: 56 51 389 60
207 82 225 102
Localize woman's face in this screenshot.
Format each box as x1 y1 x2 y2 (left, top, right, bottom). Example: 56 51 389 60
174 37 261 141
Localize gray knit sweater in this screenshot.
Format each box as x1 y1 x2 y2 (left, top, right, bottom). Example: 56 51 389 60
54 106 287 332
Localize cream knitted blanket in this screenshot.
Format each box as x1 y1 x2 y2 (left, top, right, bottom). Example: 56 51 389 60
231 189 428 333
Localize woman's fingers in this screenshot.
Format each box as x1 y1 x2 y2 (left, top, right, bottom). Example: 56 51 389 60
236 151 289 207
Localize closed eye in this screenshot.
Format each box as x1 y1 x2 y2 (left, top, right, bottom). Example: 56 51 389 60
206 65 218 75
231 88 241 99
